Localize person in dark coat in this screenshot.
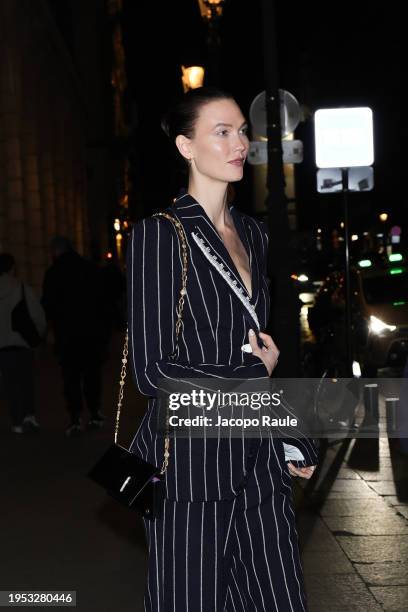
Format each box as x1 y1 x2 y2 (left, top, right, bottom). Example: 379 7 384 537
42 236 110 436
127 87 317 612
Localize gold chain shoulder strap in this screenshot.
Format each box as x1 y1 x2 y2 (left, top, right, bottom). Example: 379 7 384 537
115 210 189 476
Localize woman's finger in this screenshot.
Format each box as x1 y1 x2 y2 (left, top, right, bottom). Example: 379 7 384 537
258 332 279 356
248 329 259 352
287 463 316 479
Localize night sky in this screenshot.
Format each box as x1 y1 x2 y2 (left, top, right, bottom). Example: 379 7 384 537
122 0 407 239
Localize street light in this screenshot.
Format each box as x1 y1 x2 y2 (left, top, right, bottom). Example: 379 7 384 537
379 212 388 222
181 65 205 92
197 0 226 84
197 0 225 22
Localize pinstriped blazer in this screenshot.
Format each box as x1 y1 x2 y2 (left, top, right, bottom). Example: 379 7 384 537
126 192 317 502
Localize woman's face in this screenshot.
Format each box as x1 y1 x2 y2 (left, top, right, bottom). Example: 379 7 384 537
179 98 249 183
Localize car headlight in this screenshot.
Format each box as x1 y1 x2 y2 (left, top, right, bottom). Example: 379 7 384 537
369 315 396 334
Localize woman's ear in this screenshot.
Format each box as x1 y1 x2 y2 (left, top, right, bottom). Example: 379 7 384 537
175 134 193 164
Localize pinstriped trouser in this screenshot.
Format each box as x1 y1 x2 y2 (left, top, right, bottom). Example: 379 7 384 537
142 440 309 612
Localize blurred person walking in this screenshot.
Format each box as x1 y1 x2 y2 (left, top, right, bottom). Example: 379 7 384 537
41 236 110 437
0 253 46 434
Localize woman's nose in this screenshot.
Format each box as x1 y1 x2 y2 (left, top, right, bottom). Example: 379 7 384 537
235 137 247 153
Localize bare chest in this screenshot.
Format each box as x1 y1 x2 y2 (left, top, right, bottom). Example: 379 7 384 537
221 231 252 298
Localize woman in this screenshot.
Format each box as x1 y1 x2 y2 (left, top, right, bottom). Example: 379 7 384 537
127 87 318 612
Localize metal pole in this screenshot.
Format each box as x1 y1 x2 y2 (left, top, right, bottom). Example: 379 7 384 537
385 397 399 437
362 383 379 434
262 0 300 375
342 168 352 376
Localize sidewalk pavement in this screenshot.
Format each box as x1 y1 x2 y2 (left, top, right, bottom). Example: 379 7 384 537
297 396 408 612
0 335 407 611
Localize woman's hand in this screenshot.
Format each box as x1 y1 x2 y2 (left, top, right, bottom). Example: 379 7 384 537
248 329 280 376
287 462 317 479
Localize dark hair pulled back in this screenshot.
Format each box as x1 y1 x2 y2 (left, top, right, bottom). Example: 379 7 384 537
161 86 235 144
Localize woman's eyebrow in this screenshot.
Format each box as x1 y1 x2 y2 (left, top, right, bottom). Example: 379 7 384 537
213 121 248 128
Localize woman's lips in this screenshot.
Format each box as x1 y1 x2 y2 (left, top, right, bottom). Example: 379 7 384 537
228 159 244 166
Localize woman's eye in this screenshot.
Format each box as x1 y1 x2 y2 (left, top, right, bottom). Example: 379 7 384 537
216 128 248 136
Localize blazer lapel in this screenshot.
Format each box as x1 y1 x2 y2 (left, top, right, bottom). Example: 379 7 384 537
173 193 261 331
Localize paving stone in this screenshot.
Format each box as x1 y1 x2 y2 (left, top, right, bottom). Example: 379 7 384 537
297 516 340 551
325 488 379 499
302 549 354 575
369 585 408 611
337 535 408 563
330 478 379 493
337 468 362 480
356 467 399 481
368 481 398 495
323 513 408 536
393 470 408 484
379 457 394 467
385 496 408 507
309 606 383 612
354 561 408 586
394 505 408 520
320 498 391 517
305 573 383 610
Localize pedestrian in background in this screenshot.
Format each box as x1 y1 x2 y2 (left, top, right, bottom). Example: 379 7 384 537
0 253 46 434
41 236 110 437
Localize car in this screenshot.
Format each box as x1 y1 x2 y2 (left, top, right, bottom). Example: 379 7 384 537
306 254 408 376
354 261 408 375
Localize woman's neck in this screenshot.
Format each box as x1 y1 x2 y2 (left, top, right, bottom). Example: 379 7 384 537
188 178 230 229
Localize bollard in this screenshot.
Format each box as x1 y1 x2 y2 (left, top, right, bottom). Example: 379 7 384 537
362 383 379 435
385 397 399 437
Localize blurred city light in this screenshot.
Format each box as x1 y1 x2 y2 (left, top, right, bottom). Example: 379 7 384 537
314 107 374 168
389 253 403 262
181 65 205 92
370 315 396 333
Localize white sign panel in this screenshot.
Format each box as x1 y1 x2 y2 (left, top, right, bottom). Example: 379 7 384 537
248 141 267 165
248 140 304 165
282 140 303 164
348 166 374 191
314 107 374 168
317 168 343 193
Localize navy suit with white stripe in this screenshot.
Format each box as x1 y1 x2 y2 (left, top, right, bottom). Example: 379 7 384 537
127 192 317 612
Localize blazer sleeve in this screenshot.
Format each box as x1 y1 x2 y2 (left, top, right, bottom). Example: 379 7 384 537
127 216 270 398
260 219 318 467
